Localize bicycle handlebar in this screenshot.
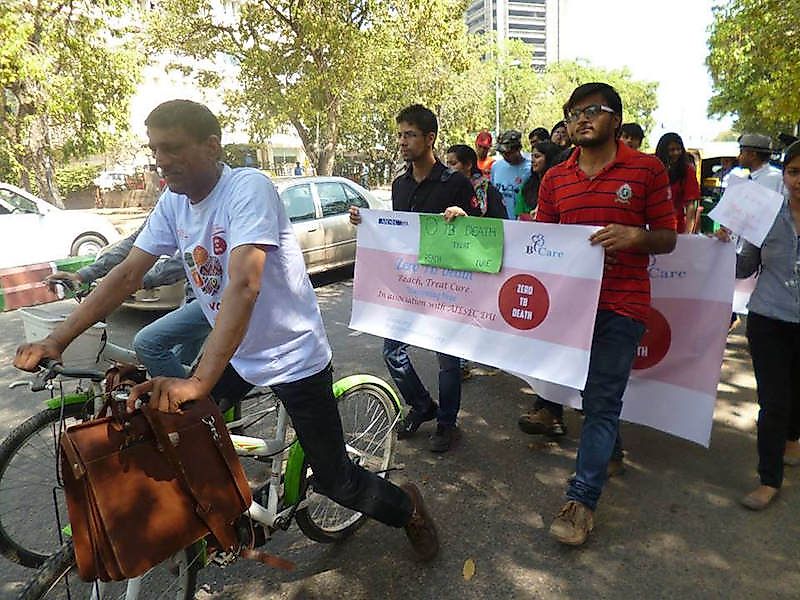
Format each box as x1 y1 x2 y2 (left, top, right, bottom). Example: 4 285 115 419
31 359 105 391
48 278 93 302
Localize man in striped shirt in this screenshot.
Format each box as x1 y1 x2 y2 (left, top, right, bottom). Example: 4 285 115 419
536 82 677 546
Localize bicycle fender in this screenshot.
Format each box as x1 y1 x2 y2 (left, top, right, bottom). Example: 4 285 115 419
332 374 401 411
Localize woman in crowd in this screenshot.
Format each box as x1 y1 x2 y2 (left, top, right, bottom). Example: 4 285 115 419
656 132 700 233
515 141 562 220
718 140 800 510
445 144 507 219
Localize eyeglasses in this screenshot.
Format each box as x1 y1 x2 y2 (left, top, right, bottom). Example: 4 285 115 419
564 104 615 123
396 131 422 140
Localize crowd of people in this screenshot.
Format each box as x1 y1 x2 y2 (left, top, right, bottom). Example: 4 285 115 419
14 80 799 573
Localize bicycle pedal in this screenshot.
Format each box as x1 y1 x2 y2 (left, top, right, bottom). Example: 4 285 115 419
207 548 238 568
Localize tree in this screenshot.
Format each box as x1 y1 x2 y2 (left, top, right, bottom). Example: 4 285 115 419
146 0 482 176
707 0 800 137
0 0 143 205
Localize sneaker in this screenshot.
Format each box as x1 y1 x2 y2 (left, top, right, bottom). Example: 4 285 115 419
549 500 594 546
517 408 567 437
429 425 460 453
401 483 439 561
607 457 625 478
396 402 438 439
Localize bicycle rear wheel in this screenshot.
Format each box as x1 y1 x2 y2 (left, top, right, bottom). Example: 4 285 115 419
295 382 399 542
16 540 198 600
0 404 86 567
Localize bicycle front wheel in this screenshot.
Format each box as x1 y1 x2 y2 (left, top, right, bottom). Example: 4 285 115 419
295 382 399 543
16 540 199 600
0 405 86 567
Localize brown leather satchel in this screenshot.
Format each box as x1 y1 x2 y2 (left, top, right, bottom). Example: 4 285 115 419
59 389 252 581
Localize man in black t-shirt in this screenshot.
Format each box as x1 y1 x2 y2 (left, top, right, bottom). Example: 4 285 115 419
350 104 478 452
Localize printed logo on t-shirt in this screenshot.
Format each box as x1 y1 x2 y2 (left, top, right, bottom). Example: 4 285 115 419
616 183 633 204
184 244 223 296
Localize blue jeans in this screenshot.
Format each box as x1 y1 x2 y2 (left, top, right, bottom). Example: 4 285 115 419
382 339 461 428
211 362 414 527
133 299 211 378
566 310 645 511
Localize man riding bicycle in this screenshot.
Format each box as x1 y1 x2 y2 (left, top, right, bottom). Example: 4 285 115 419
14 99 439 561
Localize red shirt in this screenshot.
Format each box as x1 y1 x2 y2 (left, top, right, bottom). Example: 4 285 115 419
668 163 700 233
536 141 676 323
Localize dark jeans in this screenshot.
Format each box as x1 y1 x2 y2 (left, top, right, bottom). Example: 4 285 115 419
746 312 800 488
566 310 645 511
211 363 413 527
534 398 624 461
382 339 461 428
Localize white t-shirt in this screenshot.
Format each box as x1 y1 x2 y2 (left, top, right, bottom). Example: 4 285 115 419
135 165 332 386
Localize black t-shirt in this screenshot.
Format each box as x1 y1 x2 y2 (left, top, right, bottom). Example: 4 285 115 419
391 160 480 215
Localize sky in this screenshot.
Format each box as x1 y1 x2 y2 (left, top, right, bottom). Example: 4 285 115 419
555 0 732 148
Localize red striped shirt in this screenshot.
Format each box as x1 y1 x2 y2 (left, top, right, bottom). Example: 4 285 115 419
536 141 676 322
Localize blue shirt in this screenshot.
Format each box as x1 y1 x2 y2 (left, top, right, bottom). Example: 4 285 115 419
491 158 531 219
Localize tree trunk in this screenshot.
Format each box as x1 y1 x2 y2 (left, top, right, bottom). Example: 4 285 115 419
25 114 64 208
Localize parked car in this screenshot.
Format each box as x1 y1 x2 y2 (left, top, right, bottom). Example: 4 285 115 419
93 171 129 191
0 182 121 270
121 176 386 310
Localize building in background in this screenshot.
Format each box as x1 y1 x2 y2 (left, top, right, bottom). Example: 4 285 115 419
465 0 563 68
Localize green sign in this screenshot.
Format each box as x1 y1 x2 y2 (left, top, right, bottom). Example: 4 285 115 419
418 215 504 273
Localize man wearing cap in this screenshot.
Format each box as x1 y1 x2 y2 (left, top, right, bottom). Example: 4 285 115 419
738 133 784 195
475 130 495 179
491 130 531 220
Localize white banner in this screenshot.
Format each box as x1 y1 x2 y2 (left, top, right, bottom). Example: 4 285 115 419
349 210 605 390
526 235 737 446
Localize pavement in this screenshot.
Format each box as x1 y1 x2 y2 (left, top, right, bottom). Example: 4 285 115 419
0 273 797 599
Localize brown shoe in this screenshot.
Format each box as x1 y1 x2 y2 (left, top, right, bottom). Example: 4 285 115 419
607 458 625 478
784 440 800 466
549 500 594 546
401 483 439 561
518 408 567 437
740 485 779 511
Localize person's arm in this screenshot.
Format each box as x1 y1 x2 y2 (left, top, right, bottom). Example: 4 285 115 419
15 248 158 371
141 253 187 289
735 239 761 278
75 223 145 283
128 244 266 413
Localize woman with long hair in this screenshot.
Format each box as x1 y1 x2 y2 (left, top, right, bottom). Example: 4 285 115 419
515 141 562 220
445 144 506 218
655 132 700 233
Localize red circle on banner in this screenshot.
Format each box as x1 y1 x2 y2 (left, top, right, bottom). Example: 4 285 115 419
498 274 549 330
632 307 671 370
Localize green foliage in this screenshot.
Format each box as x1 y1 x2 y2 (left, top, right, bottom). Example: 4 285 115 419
54 164 102 195
223 144 261 168
0 0 144 201
146 0 658 175
707 0 800 136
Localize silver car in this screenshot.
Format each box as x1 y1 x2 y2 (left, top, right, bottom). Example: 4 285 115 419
123 176 388 310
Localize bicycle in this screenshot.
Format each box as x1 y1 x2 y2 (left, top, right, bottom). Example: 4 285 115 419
0 281 275 569
15 360 400 599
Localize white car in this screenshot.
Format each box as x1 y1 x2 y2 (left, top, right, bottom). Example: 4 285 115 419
0 183 121 269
